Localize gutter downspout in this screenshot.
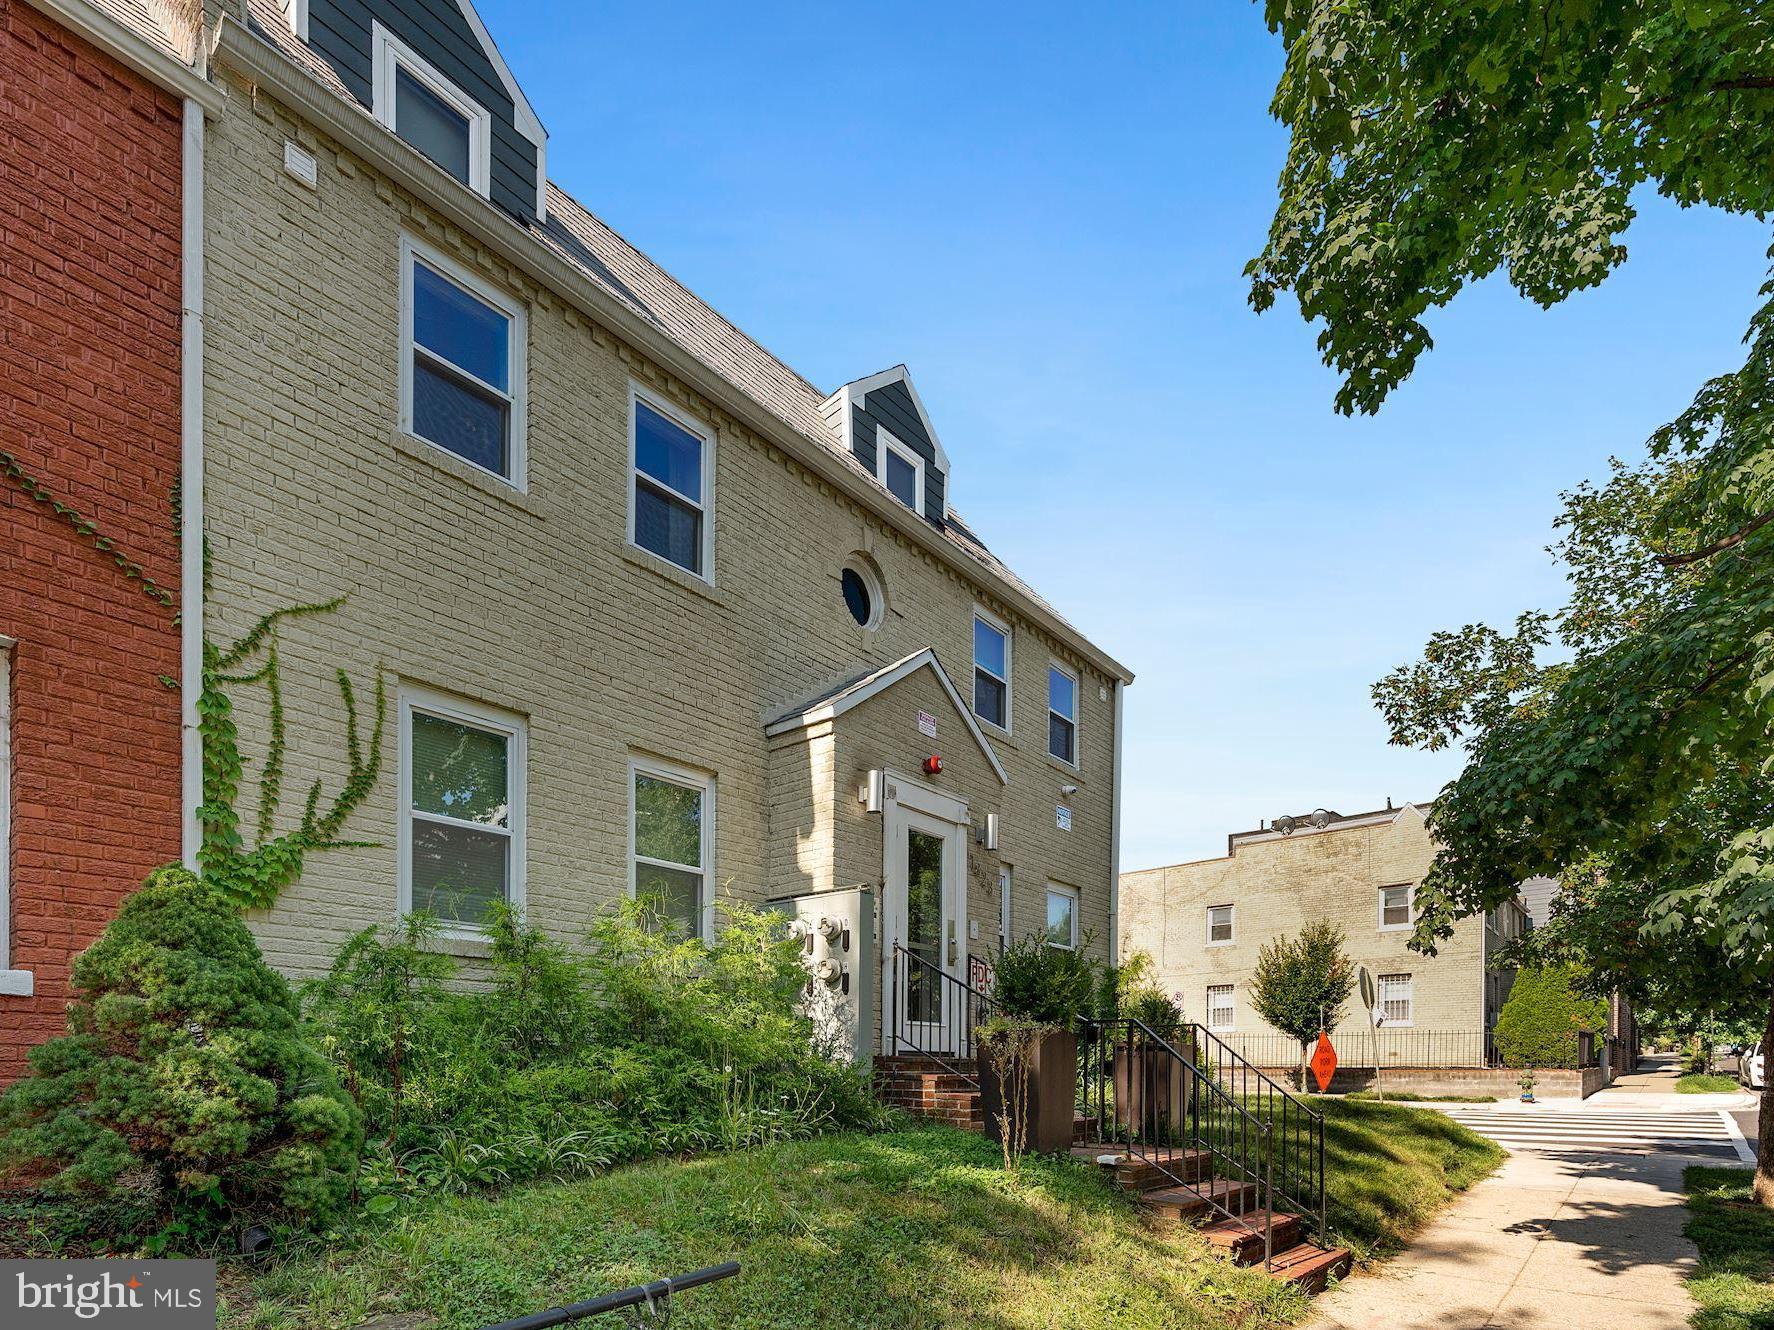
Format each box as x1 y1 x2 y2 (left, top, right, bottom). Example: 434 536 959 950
179 95 205 869
1109 680 1126 965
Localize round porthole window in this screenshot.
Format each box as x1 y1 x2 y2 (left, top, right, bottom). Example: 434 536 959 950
841 557 885 631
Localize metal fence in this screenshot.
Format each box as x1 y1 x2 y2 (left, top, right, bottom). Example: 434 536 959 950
1216 1029 1502 1070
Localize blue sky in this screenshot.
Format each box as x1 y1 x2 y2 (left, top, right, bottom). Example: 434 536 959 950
481 0 1770 869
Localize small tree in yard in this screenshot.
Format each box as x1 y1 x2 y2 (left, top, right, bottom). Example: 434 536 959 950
0 867 361 1239
1250 922 1355 1092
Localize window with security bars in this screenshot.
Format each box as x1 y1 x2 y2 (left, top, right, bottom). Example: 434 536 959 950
1378 973 1414 1025
1206 984 1234 1032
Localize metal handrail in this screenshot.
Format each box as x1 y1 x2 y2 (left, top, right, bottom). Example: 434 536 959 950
480 1262 740 1328
1187 1022 1327 1242
888 943 1001 1085
1081 1017 1280 1266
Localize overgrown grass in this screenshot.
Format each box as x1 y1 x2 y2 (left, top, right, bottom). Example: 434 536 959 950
1315 1099 1504 1264
1344 1090 1497 1104
1678 1074 1744 1094
218 1103 1500 1329
221 1128 1304 1330
1682 1166 1774 1330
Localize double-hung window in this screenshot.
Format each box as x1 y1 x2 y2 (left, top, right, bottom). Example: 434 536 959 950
631 760 713 938
399 688 525 932
1206 903 1234 946
402 240 524 482
373 24 491 194
973 611 1010 730
630 388 713 577
878 427 924 513
1047 663 1078 765
1379 883 1413 931
1206 984 1235 1033
1378 973 1414 1026
1045 884 1079 950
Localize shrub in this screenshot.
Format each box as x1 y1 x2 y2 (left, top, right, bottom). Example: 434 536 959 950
0 867 361 1239
1493 966 1609 1068
1101 950 1185 1041
300 898 889 1195
992 932 1101 1028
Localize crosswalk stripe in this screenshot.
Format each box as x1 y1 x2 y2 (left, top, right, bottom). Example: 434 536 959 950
1432 1106 1750 1160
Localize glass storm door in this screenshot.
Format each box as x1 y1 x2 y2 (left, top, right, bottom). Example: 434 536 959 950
904 826 945 1029
884 798 962 1054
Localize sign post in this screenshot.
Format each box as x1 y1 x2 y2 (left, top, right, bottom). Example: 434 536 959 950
1359 967 1386 1103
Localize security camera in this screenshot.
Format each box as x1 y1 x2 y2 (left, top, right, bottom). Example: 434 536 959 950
1061 783 1079 796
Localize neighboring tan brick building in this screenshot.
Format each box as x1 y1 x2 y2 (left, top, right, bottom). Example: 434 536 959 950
1120 803 1527 1070
180 0 1130 1063
0 0 197 1081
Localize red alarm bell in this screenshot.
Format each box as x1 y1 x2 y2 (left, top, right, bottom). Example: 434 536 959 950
923 754 944 776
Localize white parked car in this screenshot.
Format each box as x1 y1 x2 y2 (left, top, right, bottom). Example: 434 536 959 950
1743 1044 1766 1091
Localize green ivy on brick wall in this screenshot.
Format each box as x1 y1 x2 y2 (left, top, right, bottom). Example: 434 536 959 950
4 452 386 911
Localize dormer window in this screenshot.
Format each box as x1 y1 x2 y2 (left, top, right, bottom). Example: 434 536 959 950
373 24 492 196
879 427 925 513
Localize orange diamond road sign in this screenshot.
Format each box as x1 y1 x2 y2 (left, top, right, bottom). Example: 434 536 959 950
1309 1031 1338 1092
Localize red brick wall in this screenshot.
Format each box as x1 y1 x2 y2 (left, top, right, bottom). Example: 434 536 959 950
0 0 185 1083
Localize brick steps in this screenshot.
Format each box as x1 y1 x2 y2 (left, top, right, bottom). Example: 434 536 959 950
875 1056 983 1131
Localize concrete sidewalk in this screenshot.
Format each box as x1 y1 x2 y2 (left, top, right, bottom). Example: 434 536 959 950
1305 1149 1701 1330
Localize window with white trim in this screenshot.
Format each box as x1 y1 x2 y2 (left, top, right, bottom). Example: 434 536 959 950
401 240 524 482
399 688 525 932
1378 973 1414 1025
630 388 713 578
878 428 925 513
1206 984 1235 1033
1048 663 1078 765
1045 884 1078 950
631 759 713 939
0 645 25 996
1206 903 1234 946
973 611 1010 730
1379 883 1413 931
373 23 492 194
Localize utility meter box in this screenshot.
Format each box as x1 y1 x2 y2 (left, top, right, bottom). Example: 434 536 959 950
766 884 876 1067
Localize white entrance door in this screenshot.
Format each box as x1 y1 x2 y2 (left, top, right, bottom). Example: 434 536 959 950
881 779 967 1055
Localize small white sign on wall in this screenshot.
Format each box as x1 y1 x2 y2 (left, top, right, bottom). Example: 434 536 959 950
917 710 938 739
1056 805 1073 832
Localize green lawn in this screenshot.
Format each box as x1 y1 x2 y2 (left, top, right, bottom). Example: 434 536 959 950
1682 1167 1774 1330
1678 1074 1745 1094
1344 1090 1497 1104
218 1102 1499 1330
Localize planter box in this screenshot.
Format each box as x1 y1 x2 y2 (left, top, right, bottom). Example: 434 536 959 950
980 1028 1078 1155
1111 1037 1194 1139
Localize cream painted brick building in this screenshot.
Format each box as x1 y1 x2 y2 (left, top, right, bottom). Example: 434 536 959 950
1120 804 1526 1067
188 0 1130 1063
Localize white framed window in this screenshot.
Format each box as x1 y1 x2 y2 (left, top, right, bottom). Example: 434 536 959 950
397 685 526 935
629 384 715 580
1044 883 1078 950
0 642 26 996
1378 973 1414 1026
877 426 925 513
972 609 1011 731
1047 662 1079 766
400 237 526 484
630 757 714 940
372 22 492 195
1206 903 1234 946
998 864 1013 953
1379 883 1413 931
1206 984 1235 1033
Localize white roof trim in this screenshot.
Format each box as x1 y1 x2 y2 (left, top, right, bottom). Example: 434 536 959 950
764 648 1008 785
451 0 547 219
820 364 952 476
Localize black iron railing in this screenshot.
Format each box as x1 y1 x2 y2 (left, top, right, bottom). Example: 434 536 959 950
1186 1023 1328 1246
1080 1017 1290 1269
888 942 1000 1084
480 1262 740 1328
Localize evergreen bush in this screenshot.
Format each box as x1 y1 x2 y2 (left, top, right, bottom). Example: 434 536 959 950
1492 966 1610 1068
992 931 1101 1028
0 867 361 1237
